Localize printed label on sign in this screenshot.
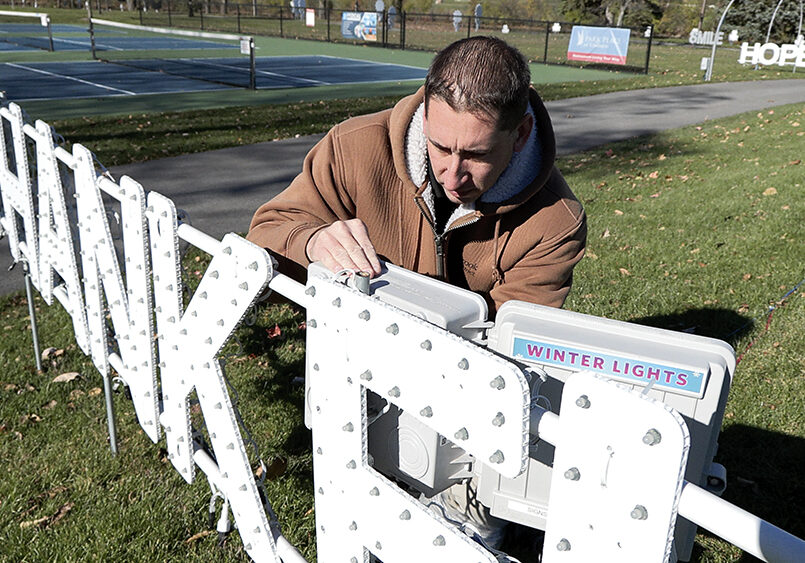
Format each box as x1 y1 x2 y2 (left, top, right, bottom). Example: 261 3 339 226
512 336 706 398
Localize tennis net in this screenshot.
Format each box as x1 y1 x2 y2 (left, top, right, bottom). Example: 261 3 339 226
0 10 54 52
89 18 256 89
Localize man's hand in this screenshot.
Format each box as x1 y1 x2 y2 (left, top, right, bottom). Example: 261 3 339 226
306 219 382 276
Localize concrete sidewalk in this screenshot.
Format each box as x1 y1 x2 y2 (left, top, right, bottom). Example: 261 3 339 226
2 80 804 296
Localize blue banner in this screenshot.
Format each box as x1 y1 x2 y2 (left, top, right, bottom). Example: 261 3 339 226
567 25 631 65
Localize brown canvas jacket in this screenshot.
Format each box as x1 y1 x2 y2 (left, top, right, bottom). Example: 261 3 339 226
247 86 586 316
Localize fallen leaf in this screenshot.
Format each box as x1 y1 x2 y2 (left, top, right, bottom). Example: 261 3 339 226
42 400 58 410
185 530 216 544
742 274 752 281
601 229 611 238
41 347 58 361
263 457 288 481
762 187 777 196
69 389 85 400
88 387 102 397
619 268 631 276
52 372 80 383
658 154 666 161
648 171 659 179
267 324 282 339
614 209 624 216
788 159 800 166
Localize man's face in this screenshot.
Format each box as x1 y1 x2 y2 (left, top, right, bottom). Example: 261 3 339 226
423 97 532 205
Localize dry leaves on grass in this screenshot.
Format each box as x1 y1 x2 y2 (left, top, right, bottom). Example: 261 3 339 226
20 503 74 529
52 372 80 383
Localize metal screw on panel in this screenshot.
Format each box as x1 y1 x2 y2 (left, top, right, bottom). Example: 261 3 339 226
564 467 581 481
349 521 357 531
490 376 506 390
350 558 358 563
492 412 505 427
457 358 469 370
342 422 354 432
556 539 571 551
454 427 469 441
313 363 319 371
386 323 399 335
358 310 371 321
346 460 357 469
420 340 432 351
304 286 316 297
388 386 401 398
576 395 591 409
399 510 411 520
369 487 379 496
643 428 662 446
332 297 341 307
631 505 648 520
360 370 373 381
420 406 433 417
433 535 446 546
308 319 317 328
489 450 505 464
375 541 382 550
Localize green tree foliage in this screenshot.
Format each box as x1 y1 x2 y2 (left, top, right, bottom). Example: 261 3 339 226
727 0 804 43
655 1 697 37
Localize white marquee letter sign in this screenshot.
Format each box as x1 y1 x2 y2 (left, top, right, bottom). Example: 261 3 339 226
33 121 90 354
304 275 530 562
148 192 281 561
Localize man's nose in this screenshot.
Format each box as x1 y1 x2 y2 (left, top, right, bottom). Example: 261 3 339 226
442 154 466 190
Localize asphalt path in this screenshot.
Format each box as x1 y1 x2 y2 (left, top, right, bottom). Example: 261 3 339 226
2 79 804 296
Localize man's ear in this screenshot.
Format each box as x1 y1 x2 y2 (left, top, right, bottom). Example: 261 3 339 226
513 113 534 152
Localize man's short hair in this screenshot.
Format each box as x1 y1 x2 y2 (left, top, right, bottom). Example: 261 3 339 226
424 36 531 131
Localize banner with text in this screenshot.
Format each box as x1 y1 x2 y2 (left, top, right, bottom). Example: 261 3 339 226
567 25 631 65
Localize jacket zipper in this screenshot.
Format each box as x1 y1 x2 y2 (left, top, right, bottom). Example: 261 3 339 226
415 197 479 280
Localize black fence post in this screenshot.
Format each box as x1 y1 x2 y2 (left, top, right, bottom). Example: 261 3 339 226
200 6 204 30
401 10 405 49
237 3 240 32
167 0 172 26
280 4 283 38
543 21 549 63
382 9 387 46
139 3 144 24
644 26 653 74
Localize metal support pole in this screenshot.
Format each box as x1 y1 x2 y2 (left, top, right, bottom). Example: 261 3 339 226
644 25 653 74
102 368 119 455
543 21 549 63
46 18 54 51
705 0 734 81
466 10 470 39
249 37 256 90
22 262 43 373
87 2 97 59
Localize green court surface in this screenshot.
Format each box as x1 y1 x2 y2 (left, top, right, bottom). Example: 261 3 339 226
10 34 630 120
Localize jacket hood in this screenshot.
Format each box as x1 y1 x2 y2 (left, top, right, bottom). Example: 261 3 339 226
388 85 558 216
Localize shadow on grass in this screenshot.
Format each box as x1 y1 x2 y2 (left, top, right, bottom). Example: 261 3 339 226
688 424 804 562
629 307 752 348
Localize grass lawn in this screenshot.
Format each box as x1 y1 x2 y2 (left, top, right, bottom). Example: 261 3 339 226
1 99 802 562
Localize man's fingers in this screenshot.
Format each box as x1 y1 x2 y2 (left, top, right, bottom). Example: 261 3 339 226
307 220 381 276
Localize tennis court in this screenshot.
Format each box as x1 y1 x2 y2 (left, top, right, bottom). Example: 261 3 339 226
1 16 427 100
2 54 428 100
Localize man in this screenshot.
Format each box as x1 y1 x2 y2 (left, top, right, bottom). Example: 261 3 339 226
247 36 586 318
